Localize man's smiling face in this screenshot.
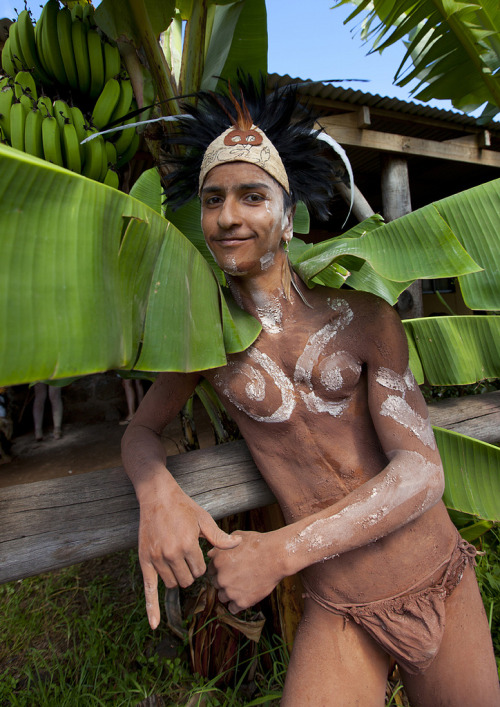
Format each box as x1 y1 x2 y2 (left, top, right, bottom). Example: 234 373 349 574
200 162 293 278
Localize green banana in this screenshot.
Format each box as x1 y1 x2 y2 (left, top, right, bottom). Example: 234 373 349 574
82 3 95 28
91 77 120 129
69 104 87 160
24 105 44 159
71 4 83 22
105 139 117 166
112 114 137 155
1 37 16 77
16 11 37 71
82 131 106 181
53 99 72 132
72 17 90 95
110 77 133 123
57 7 79 91
8 21 26 73
14 70 37 111
34 4 48 76
0 85 14 141
103 168 120 189
10 100 28 151
87 29 104 100
99 135 108 181
103 41 121 83
116 129 140 168
62 120 81 173
37 95 54 118
41 113 63 166
41 0 68 86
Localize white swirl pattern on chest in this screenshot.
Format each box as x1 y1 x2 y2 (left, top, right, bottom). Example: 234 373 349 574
216 298 355 423
294 299 354 416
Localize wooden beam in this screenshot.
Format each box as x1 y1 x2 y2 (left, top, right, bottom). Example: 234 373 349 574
445 131 492 149
320 118 500 168
1 393 498 586
0 440 275 585
321 106 371 129
307 95 498 136
428 390 500 446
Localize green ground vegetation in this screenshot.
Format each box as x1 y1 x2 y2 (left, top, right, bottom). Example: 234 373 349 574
0 529 498 706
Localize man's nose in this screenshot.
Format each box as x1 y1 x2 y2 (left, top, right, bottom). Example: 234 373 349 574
217 197 242 229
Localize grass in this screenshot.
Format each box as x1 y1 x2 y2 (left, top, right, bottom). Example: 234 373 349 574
0 534 498 705
0 550 286 706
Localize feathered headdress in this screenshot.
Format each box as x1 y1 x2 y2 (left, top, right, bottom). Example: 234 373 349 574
161 74 340 221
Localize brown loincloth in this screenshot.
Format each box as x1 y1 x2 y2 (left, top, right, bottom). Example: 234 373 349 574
302 533 477 674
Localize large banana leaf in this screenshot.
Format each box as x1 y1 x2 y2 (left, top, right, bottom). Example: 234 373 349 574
433 180 500 310
334 0 500 121
435 427 500 521
0 144 259 385
405 316 500 385
293 179 500 308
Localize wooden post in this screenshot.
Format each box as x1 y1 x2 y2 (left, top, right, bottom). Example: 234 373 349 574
333 180 376 222
381 155 423 319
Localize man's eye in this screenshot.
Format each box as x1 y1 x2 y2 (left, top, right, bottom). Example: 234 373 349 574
246 193 264 203
205 196 222 206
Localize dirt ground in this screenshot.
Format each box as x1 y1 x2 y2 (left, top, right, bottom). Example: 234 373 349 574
0 404 216 488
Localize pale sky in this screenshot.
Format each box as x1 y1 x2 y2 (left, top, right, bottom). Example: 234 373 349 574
0 0 473 115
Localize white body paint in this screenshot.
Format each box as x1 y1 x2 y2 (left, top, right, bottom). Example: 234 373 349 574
254 291 283 334
295 299 354 416
217 348 296 423
216 297 358 422
285 451 442 560
260 251 275 271
376 366 416 396
381 396 436 449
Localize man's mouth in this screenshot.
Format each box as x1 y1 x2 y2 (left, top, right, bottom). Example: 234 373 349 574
213 234 253 245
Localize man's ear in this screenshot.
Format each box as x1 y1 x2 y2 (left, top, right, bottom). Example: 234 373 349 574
284 205 296 237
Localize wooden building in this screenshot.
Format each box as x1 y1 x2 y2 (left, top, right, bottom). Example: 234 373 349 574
269 74 500 316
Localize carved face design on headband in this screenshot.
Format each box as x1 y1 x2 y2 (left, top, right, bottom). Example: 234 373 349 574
224 129 263 146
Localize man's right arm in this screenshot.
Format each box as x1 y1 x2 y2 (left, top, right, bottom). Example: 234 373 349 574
121 372 241 629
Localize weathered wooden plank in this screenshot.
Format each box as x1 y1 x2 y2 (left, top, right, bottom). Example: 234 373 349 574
0 440 275 584
320 119 500 168
428 391 500 446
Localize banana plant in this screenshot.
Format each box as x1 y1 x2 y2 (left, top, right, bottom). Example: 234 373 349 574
333 0 500 122
92 0 267 169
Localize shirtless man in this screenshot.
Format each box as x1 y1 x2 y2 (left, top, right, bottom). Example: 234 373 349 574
122 79 500 706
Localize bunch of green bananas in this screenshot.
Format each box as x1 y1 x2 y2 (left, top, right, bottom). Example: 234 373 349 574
0 1 146 185
0 72 133 186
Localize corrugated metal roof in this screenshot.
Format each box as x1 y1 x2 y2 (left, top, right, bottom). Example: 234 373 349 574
268 73 500 135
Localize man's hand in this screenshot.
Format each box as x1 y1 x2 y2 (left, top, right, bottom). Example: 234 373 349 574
207 530 286 614
138 485 241 629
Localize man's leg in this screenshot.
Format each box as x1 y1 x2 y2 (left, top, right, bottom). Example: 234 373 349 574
400 564 500 707
281 598 390 707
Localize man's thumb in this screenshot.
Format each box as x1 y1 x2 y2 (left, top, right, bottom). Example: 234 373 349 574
202 520 242 549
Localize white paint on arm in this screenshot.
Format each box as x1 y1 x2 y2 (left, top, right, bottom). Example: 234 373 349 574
285 450 443 562
380 396 436 449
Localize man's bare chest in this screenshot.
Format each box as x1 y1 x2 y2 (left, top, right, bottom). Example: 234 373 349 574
206 296 365 424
